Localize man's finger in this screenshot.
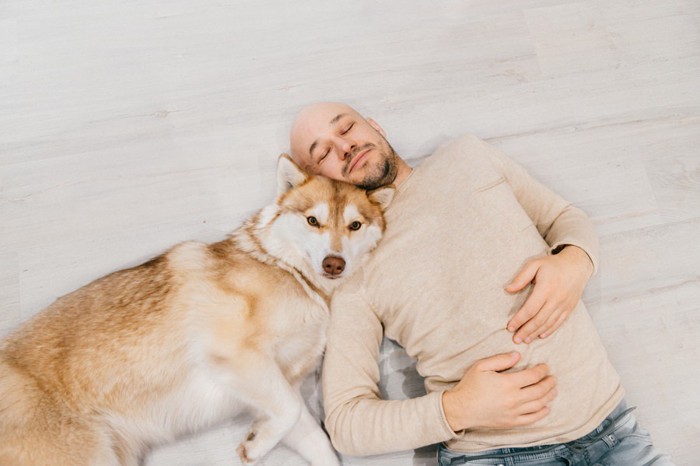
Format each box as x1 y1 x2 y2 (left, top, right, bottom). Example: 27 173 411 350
518 375 557 402
474 351 521 373
507 288 547 335
507 363 550 388
505 260 539 293
514 406 551 426
517 386 557 415
514 304 560 344
540 312 569 339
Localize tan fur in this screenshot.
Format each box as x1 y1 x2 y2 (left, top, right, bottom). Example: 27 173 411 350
0 157 392 466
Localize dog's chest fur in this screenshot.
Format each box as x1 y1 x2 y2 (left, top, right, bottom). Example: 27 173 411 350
130 239 331 434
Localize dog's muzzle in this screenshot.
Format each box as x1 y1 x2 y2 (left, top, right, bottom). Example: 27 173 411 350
322 256 346 278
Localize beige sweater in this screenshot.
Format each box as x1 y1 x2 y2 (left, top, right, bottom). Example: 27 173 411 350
322 135 623 455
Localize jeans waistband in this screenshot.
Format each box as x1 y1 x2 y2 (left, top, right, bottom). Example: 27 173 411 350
443 401 635 464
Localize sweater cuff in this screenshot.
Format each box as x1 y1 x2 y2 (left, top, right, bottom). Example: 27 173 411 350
550 241 599 276
436 390 461 440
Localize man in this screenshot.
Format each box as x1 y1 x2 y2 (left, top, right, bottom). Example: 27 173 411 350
289 102 672 465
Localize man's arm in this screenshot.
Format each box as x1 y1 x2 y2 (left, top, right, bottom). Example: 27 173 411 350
480 138 599 344
322 286 452 455
323 282 557 456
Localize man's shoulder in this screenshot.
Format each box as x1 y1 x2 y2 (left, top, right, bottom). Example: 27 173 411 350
423 134 491 164
416 134 501 183
437 133 485 152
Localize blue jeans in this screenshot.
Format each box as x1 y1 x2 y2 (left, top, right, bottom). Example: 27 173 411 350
438 400 673 465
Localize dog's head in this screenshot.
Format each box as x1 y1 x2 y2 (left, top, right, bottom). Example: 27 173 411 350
258 154 394 289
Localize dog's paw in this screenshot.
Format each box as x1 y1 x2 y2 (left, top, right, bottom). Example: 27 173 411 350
237 430 262 465
236 430 253 463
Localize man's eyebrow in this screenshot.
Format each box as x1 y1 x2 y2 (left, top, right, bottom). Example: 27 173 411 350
308 113 349 157
329 113 347 126
309 140 319 158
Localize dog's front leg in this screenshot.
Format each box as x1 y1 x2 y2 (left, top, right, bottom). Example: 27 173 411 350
232 357 304 465
282 404 339 466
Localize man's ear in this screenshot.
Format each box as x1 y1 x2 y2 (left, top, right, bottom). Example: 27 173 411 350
366 117 386 137
277 153 309 194
367 185 395 210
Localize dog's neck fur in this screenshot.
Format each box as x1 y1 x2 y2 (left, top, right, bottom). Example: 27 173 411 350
229 209 332 309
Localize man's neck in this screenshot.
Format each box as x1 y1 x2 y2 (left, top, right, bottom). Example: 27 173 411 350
392 158 413 187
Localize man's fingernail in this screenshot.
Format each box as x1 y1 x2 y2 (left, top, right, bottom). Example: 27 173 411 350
525 336 532 343
514 336 522 344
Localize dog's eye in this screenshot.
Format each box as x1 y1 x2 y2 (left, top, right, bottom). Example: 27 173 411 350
307 216 319 227
349 221 362 231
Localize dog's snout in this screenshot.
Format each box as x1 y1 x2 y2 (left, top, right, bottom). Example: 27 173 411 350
322 256 346 277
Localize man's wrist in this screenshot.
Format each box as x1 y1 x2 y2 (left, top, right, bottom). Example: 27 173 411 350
441 390 464 432
558 245 594 277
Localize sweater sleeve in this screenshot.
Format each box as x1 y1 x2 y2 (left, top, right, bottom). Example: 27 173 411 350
474 137 600 274
322 279 456 456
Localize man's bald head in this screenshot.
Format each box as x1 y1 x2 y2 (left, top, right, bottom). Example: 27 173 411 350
288 102 404 190
289 102 366 166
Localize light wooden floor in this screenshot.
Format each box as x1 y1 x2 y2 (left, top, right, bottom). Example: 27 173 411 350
1 0 699 464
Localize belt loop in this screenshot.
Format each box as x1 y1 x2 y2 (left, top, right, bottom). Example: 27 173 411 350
602 432 618 448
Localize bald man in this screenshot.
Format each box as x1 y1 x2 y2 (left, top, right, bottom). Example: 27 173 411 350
289 102 672 465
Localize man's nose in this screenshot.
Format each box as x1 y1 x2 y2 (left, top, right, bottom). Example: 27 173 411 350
337 138 356 161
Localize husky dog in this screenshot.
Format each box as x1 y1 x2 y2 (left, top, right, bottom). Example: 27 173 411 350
0 154 394 466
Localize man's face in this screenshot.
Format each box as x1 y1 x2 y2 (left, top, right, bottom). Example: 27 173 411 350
290 103 399 190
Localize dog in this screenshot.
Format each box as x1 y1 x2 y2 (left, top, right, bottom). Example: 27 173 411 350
0 154 394 466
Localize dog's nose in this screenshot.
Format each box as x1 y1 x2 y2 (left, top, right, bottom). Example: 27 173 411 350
322 256 346 276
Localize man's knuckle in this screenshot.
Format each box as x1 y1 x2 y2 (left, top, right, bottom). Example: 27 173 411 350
474 359 491 370
533 315 547 326
517 323 532 334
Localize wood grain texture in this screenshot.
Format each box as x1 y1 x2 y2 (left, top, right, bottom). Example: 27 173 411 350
1 0 698 464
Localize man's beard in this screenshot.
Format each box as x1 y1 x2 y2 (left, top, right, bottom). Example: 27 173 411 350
357 158 397 190
346 138 399 190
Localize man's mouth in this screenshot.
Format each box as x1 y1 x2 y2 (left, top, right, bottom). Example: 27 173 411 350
348 147 372 173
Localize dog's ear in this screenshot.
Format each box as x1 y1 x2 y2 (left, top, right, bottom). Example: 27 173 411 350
367 185 395 210
277 153 308 194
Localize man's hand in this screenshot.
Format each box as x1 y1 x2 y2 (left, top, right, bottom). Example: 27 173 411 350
505 245 594 344
441 352 556 432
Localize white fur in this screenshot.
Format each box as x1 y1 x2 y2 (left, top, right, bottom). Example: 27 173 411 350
341 224 383 277
308 202 329 225
277 155 308 194
262 201 384 287
343 204 361 225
